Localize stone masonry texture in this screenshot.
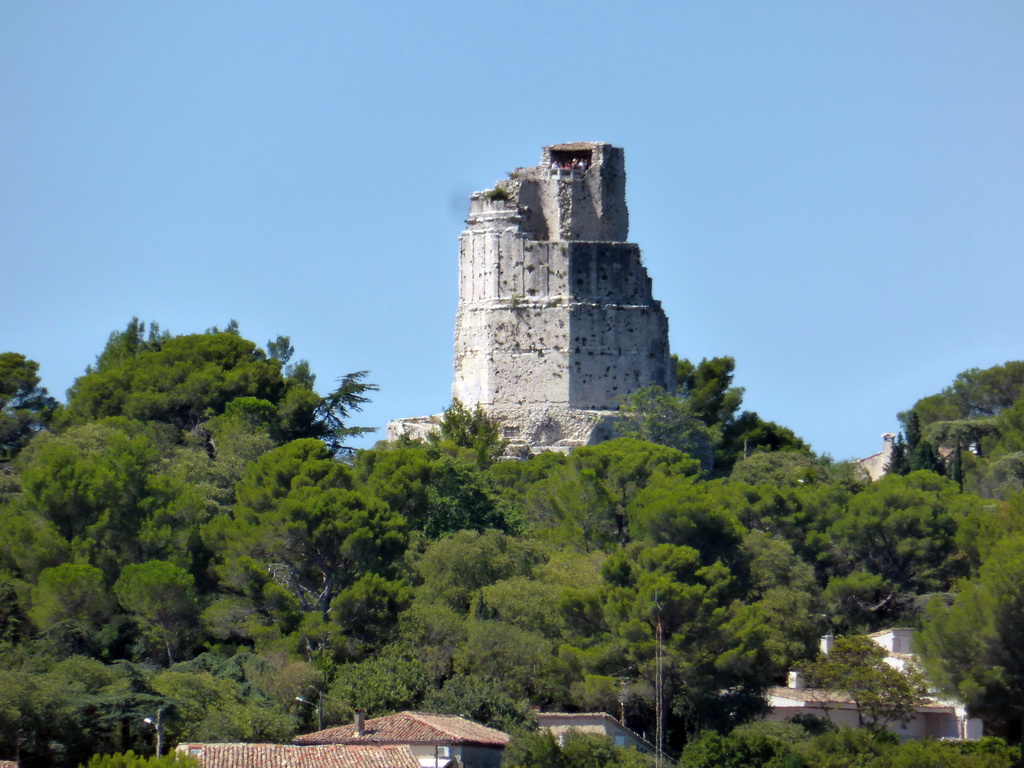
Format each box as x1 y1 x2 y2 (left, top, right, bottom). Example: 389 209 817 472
388 143 673 453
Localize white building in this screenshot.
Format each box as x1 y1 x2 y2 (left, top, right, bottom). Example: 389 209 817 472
766 629 982 741
536 711 655 753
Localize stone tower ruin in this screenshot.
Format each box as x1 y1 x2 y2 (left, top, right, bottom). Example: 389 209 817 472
388 142 673 453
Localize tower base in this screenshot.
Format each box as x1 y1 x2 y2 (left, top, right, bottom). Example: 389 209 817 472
386 405 619 457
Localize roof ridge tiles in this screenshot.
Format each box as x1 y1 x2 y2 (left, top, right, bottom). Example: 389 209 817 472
293 711 510 747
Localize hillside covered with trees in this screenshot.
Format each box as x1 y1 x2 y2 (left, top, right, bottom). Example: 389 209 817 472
2 320 1024 768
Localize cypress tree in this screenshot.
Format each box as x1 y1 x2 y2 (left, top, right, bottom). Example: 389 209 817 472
909 438 944 475
951 441 964 491
904 410 923 453
885 433 910 475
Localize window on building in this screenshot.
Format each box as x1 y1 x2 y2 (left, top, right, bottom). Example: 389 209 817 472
549 149 593 170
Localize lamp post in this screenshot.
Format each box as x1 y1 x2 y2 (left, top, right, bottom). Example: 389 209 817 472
143 708 164 756
617 678 628 725
295 693 324 731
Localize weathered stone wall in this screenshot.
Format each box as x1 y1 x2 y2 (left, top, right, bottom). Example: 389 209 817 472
389 142 673 454
568 301 672 411
486 405 618 453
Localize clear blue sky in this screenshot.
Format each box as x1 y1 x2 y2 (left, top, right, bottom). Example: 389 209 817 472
2 2 1022 461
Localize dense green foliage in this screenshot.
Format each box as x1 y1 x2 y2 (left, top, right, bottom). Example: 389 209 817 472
896 361 1024 498
917 531 1024 744
84 751 200 768
503 730 652 768
0 352 58 460
680 722 1018 768
616 356 807 476
3 329 1024 768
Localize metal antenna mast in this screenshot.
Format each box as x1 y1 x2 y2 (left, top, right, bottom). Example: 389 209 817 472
653 592 664 768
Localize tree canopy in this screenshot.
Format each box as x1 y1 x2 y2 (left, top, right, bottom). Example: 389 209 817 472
64 319 375 456
918 532 1024 741
4 329 1024 766
616 357 808 478
0 352 58 460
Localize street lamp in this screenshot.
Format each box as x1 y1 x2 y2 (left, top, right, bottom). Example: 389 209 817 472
295 693 324 731
617 679 629 725
143 708 164 756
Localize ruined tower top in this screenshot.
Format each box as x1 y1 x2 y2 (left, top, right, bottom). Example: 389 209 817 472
466 142 628 243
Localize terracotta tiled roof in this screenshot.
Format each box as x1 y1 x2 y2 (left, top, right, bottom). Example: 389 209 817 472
294 712 509 748
176 743 419 768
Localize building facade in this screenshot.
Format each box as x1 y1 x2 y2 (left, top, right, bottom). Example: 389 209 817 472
767 629 982 741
